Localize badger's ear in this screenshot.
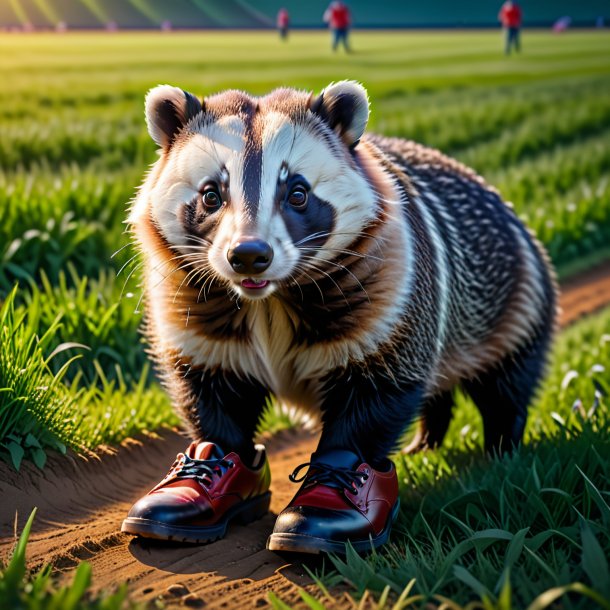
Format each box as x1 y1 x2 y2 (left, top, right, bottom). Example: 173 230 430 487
310 80 369 147
145 85 203 149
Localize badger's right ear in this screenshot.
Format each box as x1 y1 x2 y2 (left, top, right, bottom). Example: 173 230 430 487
145 85 203 149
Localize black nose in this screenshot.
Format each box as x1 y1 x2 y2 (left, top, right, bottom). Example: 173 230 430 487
227 239 274 275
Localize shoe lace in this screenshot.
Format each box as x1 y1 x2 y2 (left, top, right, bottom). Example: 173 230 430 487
168 453 234 487
289 462 368 495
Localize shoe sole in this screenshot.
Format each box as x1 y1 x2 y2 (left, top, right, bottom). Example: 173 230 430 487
121 491 271 544
266 500 400 555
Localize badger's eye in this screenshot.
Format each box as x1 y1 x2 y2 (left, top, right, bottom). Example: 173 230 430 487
200 183 222 211
288 185 308 210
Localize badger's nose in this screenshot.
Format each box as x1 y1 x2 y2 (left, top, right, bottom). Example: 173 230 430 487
227 239 274 275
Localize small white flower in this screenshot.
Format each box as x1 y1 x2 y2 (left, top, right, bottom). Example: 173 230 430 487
600 334 610 345
566 202 577 213
590 364 605 374
561 370 579 390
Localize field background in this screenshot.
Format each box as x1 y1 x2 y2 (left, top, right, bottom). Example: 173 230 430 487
1 29 610 609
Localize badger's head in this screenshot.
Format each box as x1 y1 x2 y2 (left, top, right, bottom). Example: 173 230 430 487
133 81 383 302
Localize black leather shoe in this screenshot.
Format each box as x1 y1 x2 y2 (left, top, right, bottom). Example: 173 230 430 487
267 449 399 555
122 441 271 543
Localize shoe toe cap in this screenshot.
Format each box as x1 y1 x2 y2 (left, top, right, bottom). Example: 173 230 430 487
273 505 371 542
127 491 212 525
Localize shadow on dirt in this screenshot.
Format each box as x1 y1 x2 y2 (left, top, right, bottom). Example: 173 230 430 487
127 513 325 584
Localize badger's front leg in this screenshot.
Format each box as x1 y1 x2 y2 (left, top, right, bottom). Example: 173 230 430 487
176 368 270 465
122 368 272 543
268 364 425 555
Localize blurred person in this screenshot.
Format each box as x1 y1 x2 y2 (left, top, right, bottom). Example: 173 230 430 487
498 1 522 55
323 1 351 52
553 16 572 33
277 8 289 40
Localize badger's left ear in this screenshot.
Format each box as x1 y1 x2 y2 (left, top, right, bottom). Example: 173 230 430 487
310 80 369 148
145 84 203 150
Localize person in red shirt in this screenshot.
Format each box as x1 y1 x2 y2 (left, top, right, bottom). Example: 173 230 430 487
498 1 523 55
277 8 289 40
323 1 352 52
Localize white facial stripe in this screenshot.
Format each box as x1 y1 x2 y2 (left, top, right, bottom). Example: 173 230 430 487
150 181 197 246
258 116 377 261
177 131 243 187
148 118 247 247
258 113 296 230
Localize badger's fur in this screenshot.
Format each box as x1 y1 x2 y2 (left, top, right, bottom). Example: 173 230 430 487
130 81 557 463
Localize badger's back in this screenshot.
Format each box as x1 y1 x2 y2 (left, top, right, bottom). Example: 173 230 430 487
367 134 557 393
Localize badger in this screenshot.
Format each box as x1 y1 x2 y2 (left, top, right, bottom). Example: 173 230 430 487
129 80 556 476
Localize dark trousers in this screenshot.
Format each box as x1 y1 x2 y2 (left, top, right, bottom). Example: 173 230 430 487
505 27 521 55
332 28 350 51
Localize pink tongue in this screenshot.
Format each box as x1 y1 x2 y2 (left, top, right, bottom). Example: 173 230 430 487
241 279 268 289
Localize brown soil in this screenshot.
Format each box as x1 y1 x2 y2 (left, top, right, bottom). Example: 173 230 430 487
1 259 610 609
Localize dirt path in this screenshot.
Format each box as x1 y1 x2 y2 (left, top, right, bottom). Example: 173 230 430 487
2 259 610 609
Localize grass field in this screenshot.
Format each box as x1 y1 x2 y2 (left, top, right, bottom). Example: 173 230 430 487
1 29 610 608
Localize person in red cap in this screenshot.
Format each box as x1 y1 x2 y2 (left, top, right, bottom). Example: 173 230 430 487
323 1 352 52
499 1 523 55
277 8 289 40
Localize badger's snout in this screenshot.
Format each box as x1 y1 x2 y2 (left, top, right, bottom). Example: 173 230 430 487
227 238 274 275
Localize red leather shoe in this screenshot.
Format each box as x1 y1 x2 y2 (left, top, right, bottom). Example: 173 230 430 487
267 449 399 555
121 441 271 543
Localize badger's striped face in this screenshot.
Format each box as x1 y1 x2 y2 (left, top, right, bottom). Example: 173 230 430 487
139 83 377 301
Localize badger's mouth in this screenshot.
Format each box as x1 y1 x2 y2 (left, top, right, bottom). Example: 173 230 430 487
241 278 269 289
234 277 275 300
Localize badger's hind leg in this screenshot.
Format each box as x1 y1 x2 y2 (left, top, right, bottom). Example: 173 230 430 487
402 390 454 454
462 323 553 455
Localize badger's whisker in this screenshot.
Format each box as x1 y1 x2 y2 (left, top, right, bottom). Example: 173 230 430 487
297 259 351 310
111 242 133 260
300 254 371 304
292 263 326 304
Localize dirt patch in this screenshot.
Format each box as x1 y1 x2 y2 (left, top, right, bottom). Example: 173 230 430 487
559 259 610 326
1 260 610 608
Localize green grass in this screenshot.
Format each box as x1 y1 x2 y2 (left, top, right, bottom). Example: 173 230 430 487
0 287 177 469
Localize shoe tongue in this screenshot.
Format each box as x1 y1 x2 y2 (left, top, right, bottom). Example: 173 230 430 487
311 448 362 470
189 441 225 460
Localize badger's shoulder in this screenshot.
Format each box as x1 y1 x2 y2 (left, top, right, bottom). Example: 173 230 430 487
364 133 492 191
